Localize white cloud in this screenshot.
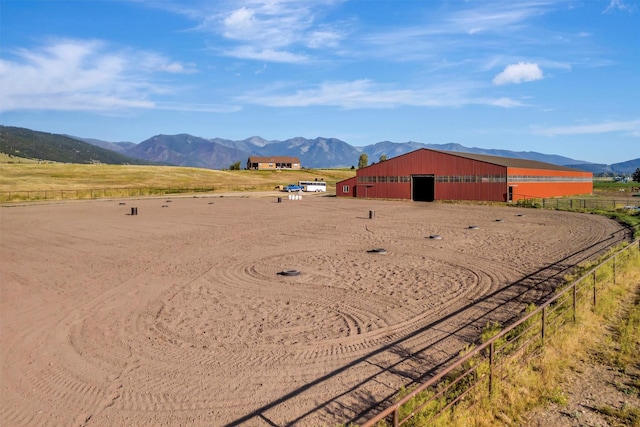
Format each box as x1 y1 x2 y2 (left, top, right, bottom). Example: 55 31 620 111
236 79 525 109
492 62 543 85
223 46 308 63
348 2 571 65
136 52 197 74
223 7 256 37
198 0 344 62
604 0 634 13
154 102 241 113
449 2 553 34
533 119 640 136
307 30 342 49
489 97 527 108
0 39 201 112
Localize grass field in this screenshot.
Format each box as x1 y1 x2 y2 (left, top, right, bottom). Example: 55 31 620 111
593 179 640 196
2 157 638 203
0 162 356 201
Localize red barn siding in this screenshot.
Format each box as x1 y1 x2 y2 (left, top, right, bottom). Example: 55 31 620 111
436 182 507 202
353 150 507 201
336 177 357 197
335 149 592 202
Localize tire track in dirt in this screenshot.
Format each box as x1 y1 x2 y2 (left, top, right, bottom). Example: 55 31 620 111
0 197 627 426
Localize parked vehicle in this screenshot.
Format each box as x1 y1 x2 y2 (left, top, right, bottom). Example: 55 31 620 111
283 184 304 192
298 180 327 192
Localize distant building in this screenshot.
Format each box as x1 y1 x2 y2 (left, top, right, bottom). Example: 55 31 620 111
336 149 592 202
247 156 301 170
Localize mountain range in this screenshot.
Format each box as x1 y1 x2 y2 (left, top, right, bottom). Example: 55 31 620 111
80 133 639 174
1 125 638 174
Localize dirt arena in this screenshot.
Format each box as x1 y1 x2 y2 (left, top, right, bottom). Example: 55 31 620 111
0 193 627 426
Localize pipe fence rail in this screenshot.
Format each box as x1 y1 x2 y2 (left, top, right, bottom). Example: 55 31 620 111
0 185 276 202
516 197 640 211
361 239 639 427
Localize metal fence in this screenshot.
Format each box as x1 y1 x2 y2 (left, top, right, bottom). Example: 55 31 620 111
517 197 640 211
362 239 639 427
0 185 275 202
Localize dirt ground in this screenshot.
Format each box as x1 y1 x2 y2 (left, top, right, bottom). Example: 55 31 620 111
0 193 628 426
525 359 640 427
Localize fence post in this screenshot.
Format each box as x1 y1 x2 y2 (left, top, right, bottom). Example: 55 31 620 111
489 341 494 395
540 307 547 345
393 406 399 427
593 271 597 307
573 283 577 323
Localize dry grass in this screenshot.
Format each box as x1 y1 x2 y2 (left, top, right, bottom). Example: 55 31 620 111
455 245 639 426
0 153 40 164
380 243 640 427
0 163 356 200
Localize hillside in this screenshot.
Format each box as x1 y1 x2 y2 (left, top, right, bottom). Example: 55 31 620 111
114 134 594 170
126 134 249 169
0 126 154 165
3 125 637 173
565 158 640 175
114 134 633 173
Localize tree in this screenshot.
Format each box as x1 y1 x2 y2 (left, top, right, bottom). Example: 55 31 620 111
632 168 640 182
379 154 387 162
358 153 369 169
229 160 241 170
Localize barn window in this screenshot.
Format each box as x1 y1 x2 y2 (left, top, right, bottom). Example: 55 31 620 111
342 185 350 193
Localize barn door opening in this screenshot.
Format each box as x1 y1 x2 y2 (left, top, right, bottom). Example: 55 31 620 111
412 175 435 202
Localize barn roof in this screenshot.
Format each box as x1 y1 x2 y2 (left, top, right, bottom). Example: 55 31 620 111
431 149 587 172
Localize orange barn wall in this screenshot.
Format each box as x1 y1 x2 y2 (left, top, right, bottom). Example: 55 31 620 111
508 167 592 201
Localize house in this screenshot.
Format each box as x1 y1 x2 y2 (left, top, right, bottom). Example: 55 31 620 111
246 156 301 170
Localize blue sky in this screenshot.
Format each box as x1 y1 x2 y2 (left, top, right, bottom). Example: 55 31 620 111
1 0 638 164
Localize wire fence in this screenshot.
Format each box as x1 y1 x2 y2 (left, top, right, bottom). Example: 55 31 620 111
515 197 640 211
361 239 639 427
0 185 278 202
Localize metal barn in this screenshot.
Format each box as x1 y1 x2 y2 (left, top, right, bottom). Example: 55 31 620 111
336 149 592 202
